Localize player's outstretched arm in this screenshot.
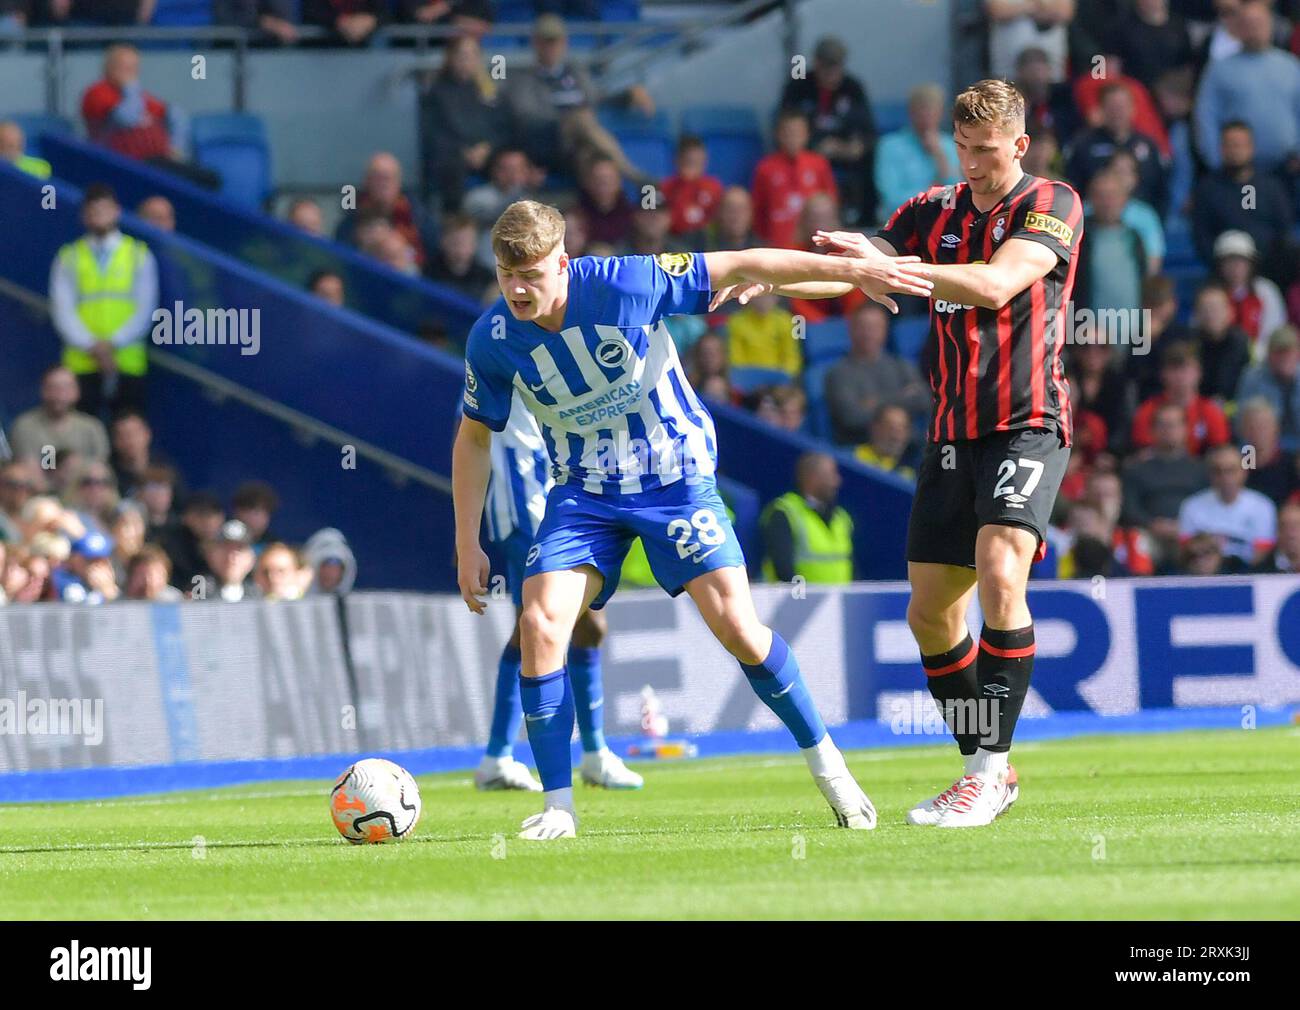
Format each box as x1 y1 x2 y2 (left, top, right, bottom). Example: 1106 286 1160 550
701 244 932 314
452 416 494 614
814 230 1057 310
708 236 901 310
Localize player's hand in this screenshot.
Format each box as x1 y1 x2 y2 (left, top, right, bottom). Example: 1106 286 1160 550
814 230 933 312
457 543 491 615
709 282 772 311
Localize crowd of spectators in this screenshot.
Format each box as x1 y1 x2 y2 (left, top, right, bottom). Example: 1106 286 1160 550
0 366 358 606
7 3 1300 585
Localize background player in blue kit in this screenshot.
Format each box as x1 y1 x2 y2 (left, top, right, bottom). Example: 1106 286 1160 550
452 199 933 840
475 390 643 792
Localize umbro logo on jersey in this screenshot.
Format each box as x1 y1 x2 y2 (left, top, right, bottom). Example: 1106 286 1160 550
983 683 1011 697
940 233 961 248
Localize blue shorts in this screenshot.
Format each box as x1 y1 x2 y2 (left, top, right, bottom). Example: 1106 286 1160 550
487 529 532 608
525 480 746 609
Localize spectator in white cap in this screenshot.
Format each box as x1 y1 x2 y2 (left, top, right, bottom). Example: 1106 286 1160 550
1212 230 1286 356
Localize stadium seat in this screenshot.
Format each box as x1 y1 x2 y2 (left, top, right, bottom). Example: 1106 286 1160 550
1163 214 1201 269
191 113 272 209
803 317 851 364
600 0 642 20
873 101 909 136
802 359 836 440
494 0 535 22
889 314 929 364
730 366 794 395
151 0 213 26
8 114 73 152
680 106 764 188
598 109 675 198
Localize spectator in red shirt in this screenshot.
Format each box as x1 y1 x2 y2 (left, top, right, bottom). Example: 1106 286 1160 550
660 135 723 237
1071 52 1171 157
787 192 865 323
81 45 218 189
1130 342 1232 455
335 151 438 270
750 108 837 248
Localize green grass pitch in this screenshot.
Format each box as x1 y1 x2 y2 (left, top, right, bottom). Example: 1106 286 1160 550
1 728 1296 919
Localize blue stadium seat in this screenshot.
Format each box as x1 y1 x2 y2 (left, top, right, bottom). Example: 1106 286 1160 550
600 0 642 19
8 114 73 152
681 106 765 188
873 101 908 135
494 1 535 22
802 359 836 440
1163 213 1201 269
597 107 672 137
730 366 794 395
598 109 674 195
191 113 272 209
152 0 213 26
889 314 929 363
803 317 851 364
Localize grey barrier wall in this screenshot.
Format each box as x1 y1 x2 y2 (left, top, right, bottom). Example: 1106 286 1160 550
2 578 1299 772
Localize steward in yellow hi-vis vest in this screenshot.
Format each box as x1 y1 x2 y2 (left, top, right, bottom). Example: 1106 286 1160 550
761 492 854 583
49 184 158 419
761 452 854 584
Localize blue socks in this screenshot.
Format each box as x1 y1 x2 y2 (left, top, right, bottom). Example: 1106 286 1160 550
567 645 607 753
740 632 826 749
519 668 575 792
485 644 523 759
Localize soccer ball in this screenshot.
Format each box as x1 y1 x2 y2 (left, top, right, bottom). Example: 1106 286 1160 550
330 758 422 844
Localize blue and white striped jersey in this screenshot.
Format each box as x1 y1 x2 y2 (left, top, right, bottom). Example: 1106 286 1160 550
462 254 719 495
485 391 551 543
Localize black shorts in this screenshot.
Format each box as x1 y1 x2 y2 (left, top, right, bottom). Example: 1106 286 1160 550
906 427 1071 568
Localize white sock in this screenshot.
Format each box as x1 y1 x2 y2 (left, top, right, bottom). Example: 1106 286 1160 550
543 786 574 812
968 748 1008 779
801 735 847 778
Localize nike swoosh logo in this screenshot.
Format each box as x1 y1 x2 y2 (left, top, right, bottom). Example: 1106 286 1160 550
524 713 551 722
772 680 797 698
692 544 723 563
528 381 547 392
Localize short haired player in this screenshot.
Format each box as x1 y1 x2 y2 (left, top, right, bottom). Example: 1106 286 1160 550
474 390 643 792
723 79 1083 827
453 200 933 839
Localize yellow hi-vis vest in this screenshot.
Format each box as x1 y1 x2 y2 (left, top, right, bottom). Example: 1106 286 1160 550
761 492 854 584
60 236 149 377
14 154 51 179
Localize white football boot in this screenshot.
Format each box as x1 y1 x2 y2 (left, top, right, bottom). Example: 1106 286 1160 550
934 765 1019 828
814 769 878 829
580 748 644 789
518 805 578 840
907 774 973 826
474 755 543 792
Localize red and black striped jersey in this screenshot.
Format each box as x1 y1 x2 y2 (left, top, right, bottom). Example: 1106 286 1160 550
877 172 1083 446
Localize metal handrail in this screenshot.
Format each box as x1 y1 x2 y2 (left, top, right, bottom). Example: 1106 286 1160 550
4 20 685 115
